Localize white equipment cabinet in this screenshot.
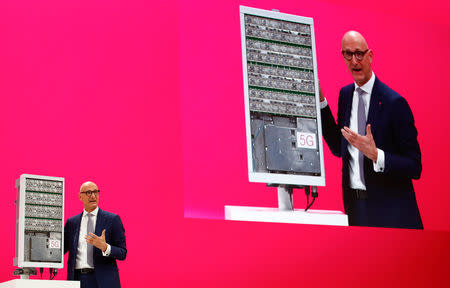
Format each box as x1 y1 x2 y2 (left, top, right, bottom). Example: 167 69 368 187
14 174 65 270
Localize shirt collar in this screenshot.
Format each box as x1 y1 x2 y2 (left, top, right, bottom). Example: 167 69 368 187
83 206 99 217
355 71 376 95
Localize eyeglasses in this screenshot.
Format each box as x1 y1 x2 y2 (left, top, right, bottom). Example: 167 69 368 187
80 190 100 197
341 49 369 61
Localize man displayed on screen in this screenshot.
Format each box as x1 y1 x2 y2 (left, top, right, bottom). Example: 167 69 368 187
64 181 127 287
319 30 423 229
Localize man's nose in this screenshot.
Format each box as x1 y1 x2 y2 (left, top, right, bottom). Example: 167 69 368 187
351 55 358 65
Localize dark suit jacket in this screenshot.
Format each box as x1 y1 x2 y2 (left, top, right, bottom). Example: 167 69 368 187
64 209 127 288
321 77 423 229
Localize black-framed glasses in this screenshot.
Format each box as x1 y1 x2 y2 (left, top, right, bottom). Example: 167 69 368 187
342 49 369 61
80 190 100 197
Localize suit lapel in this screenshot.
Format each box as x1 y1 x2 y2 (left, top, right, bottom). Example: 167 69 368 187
343 86 354 128
89 209 106 259
73 213 83 254
367 77 383 134
95 208 105 236
341 85 354 154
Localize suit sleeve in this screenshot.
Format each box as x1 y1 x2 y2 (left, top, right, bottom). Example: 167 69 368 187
64 219 70 255
383 97 422 179
108 215 127 261
321 89 345 157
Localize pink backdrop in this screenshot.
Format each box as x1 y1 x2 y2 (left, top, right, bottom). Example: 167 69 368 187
0 0 449 287
0 0 182 285
181 0 450 231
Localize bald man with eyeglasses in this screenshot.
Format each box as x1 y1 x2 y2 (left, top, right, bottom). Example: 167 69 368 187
64 181 127 287
319 31 423 229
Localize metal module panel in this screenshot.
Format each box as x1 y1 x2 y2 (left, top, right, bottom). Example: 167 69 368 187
14 174 64 268
240 6 325 186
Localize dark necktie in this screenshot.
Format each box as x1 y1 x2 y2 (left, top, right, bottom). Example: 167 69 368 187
357 87 366 186
87 213 94 267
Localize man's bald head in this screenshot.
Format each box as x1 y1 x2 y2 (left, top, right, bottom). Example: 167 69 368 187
79 181 100 212
341 31 369 50
341 30 373 86
80 181 98 192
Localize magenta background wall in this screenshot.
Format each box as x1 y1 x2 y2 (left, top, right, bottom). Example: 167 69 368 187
0 0 449 287
181 0 450 231
0 0 182 285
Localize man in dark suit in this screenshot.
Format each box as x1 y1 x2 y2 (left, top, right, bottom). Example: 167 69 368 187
64 181 127 288
320 31 423 229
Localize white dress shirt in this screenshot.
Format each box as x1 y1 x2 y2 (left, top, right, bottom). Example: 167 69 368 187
75 206 111 269
321 72 385 190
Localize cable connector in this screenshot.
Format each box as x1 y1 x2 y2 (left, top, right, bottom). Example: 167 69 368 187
49 268 57 280
305 186 318 211
311 186 318 198
304 185 311 196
